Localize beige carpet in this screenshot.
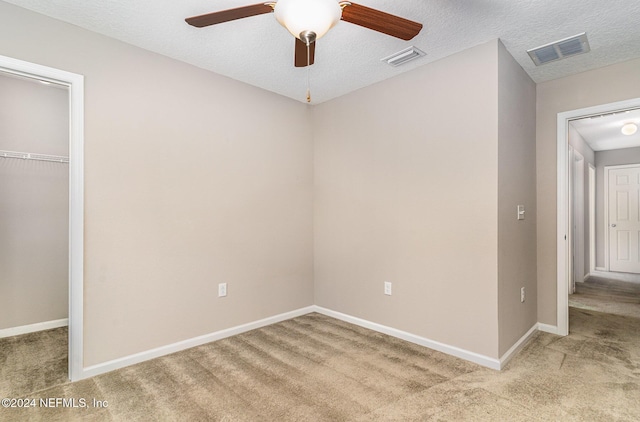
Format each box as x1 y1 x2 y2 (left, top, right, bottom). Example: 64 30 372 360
1 309 639 421
0 327 69 398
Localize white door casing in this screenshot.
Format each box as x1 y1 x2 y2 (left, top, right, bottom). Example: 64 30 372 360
589 164 596 276
572 150 585 290
568 146 574 294
606 164 640 274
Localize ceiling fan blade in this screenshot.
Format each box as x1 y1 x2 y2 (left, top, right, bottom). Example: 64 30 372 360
295 38 316 67
185 3 274 28
341 3 422 40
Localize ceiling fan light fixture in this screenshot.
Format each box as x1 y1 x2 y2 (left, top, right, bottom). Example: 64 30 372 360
622 123 638 136
274 0 342 41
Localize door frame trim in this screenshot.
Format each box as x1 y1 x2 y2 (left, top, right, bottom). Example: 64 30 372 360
570 148 585 293
588 163 596 276
603 163 640 271
0 54 84 381
557 97 640 337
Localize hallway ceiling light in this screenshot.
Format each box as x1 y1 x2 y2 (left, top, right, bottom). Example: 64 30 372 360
622 123 638 136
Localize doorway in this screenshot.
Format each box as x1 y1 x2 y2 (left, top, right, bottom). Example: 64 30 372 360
0 71 69 394
557 97 640 336
0 54 84 381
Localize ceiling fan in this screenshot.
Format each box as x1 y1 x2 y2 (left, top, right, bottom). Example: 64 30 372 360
185 0 423 68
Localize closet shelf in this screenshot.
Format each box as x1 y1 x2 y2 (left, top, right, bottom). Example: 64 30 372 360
0 149 69 163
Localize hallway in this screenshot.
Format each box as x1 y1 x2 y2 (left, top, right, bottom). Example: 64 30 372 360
570 275 640 319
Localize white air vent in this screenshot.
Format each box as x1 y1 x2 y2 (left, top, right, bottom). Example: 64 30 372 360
381 46 426 67
527 33 590 66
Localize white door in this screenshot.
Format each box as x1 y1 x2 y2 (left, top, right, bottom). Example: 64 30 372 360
608 165 640 273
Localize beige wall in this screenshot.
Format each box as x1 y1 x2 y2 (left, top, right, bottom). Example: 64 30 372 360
537 57 640 325
0 73 69 330
497 42 537 356
313 41 501 358
595 147 640 267
0 2 313 366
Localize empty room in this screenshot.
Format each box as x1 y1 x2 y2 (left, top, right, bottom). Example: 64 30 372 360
1 0 639 420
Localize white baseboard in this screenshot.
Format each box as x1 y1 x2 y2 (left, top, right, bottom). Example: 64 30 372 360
0 318 68 339
590 269 640 283
312 306 502 370
537 323 561 335
80 305 553 380
81 306 315 380
499 323 538 368
595 267 606 272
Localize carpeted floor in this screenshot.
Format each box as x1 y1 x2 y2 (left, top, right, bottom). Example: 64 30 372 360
0 327 69 398
1 309 639 421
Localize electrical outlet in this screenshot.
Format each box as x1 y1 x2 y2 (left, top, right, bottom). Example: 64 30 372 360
384 281 392 296
520 287 525 303
218 283 227 297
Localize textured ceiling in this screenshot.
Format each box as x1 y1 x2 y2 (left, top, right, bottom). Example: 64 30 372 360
4 0 640 104
571 108 640 151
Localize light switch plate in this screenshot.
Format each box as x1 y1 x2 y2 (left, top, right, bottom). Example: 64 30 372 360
517 205 525 220
384 281 392 296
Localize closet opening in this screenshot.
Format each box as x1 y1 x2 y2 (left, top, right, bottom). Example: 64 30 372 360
0 55 84 382
0 71 69 393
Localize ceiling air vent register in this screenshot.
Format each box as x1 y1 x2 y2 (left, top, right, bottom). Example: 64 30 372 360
527 33 590 66
382 46 426 67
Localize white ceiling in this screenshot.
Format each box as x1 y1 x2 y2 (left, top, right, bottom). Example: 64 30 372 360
570 108 640 151
4 0 640 104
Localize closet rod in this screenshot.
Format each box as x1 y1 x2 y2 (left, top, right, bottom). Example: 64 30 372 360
0 149 69 163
